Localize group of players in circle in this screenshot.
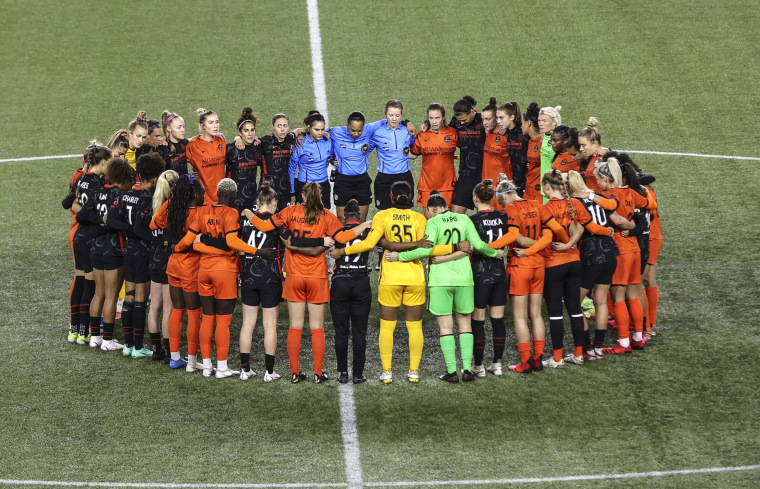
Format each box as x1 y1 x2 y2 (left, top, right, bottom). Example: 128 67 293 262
63 95 662 385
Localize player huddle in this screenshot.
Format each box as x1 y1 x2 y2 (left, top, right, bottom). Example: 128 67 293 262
62 96 662 385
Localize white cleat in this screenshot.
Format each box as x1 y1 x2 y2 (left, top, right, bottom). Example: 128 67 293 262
89 335 103 349
472 364 486 378
186 361 204 373
100 339 124 351
239 369 257 381
487 362 503 376
263 371 281 383
215 368 240 379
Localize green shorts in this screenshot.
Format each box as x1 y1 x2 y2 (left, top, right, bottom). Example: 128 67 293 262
428 285 474 316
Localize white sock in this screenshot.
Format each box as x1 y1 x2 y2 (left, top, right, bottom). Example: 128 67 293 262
218 360 228 371
202 358 212 369
619 337 630 348
188 354 197 365
632 332 643 342
171 351 180 361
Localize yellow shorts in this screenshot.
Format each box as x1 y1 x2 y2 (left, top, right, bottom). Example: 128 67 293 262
378 284 426 308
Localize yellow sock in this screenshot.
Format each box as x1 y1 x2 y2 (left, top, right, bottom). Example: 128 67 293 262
379 319 396 371
406 320 423 371
118 282 126 301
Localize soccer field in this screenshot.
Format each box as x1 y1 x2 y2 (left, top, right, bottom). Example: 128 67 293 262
1 1 759 488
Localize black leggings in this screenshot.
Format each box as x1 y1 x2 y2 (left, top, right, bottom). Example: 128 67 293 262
544 261 584 351
330 275 371 377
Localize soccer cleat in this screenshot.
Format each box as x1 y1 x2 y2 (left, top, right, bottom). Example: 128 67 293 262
163 348 171 364
530 357 544 372
405 370 419 383
472 365 486 378
313 373 329 384
564 354 584 365
507 362 533 373
291 372 306 383
131 347 152 359
239 369 257 381
487 362 503 376
122 345 134 356
185 361 204 373
202 367 216 378
216 368 240 379
584 350 602 361
379 370 393 384
67 331 78 343
438 372 460 383
337 372 349 384
169 358 188 370
76 334 90 345
602 343 632 355
263 371 281 383
461 370 475 382
89 335 102 348
152 349 166 361
100 339 124 351
594 348 605 359
542 358 566 369
353 375 367 384
631 338 646 350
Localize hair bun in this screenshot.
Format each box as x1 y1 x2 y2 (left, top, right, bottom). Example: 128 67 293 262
483 178 494 186
430 190 440 195
587 117 598 128
555 105 562 112
196 108 207 116
136 110 147 121
497 173 507 182
489 97 497 105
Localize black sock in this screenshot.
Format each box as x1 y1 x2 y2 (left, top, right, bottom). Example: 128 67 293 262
149 332 162 350
89 315 101 337
471 319 485 366
583 330 592 350
163 337 170 351
132 301 147 350
122 301 134 347
80 279 95 337
265 354 275 374
594 329 607 349
71 276 84 333
490 317 506 363
240 353 250 372
102 322 114 341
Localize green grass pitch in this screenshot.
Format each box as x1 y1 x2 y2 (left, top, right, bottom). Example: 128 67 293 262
1 1 759 488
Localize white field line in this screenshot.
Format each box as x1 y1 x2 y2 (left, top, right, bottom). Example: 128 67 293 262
2 464 758 487
619 150 760 161
339 384 364 489
306 0 328 125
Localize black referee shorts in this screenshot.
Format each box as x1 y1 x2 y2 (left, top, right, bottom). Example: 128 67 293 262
373 171 415 210
334 172 372 207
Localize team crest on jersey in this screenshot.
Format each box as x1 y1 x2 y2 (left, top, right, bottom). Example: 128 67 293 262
218 144 223 151
340 144 347 148
308 158 314 162
495 136 501 143
534 144 539 151
382 147 389 151
476 124 482 130
561 159 567 165
403 147 410 155
361 144 369 153
444 136 451 143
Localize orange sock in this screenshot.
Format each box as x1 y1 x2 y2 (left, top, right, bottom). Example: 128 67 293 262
613 302 630 340
312 328 326 376
628 298 644 333
646 286 659 328
215 314 232 361
553 348 563 362
287 328 303 374
574 346 583 357
199 313 215 359
532 339 545 360
517 342 531 363
186 308 201 356
168 307 185 353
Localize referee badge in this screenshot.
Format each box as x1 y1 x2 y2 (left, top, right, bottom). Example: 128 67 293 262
361 144 369 153
403 147 410 155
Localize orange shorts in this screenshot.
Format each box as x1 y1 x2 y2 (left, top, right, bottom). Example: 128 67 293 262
612 252 642 286
648 239 662 266
168 273 198 293
198 268 239 300
508 266 545 296
283 275 330 303
417 189 453 208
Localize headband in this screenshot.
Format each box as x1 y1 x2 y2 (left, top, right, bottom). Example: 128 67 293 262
164 113 179 128
596 168 611 180
184 173 196 184
496 188 517 196
238 119 255 130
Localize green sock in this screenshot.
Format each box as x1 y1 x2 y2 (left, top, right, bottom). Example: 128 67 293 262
460 332 474 371
439 334 457 374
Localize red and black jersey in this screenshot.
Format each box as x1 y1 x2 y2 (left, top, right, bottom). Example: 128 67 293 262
117 187 160 256
238 211 282 285
332 222 371 277
449 113 485 179
135 144 172 170
91 185 125 257
226 142 262 211
469 209 508 284
506 125 528 191
259 133 295 201
575 196 618 266
167 138 189 175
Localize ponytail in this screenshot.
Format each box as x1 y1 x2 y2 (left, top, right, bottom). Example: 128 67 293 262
302 181 324 224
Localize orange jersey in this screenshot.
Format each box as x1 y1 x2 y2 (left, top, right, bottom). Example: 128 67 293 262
270 205 343 278
186 135 226 204
583 154 603 193
505 199 545 269
540 198 584 267
646 185 662 241
191 205 244 273
482 132 510 183
524 136 542 201
412 126 458 192
165 207 201 280
552 152 580 173
609 186 649 254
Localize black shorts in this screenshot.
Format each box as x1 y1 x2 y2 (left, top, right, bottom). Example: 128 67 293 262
451 175 480 209
333 172 372 207
474 280 508 309
294 179 331 210
73 238 93 273
149 267 169 285
241 282 283 308
91 252 123 271
277 193 292 212
580 260 616 291
374 171 415 210
124 253 151 284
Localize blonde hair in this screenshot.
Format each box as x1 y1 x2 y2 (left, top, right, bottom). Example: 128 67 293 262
542 168 574 219
566 170 590 194
495 173 518 194
217 178 238 202
539 106 562 126
595 158 622 187
579 117 601 144
153 170 178 214
128 110 148 132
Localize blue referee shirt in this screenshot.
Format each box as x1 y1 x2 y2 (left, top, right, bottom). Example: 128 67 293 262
371 121 415 175
289 134 334 194
328 119 385 176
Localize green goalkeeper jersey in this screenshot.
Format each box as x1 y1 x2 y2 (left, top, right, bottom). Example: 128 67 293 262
398 211 498 287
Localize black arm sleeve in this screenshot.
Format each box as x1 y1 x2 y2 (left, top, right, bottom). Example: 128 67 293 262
289 236 326 247
132 206 162 244
76 198 101 225
106 202 128 232
62 191 77 210
628 212 649 237
199 233 231 251
511 139 528 191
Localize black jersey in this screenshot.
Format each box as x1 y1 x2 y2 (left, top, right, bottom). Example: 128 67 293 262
91 185 125 257
226 142 262 211
506 125 528 191
631 207 651 262
239 211 282 285
118 187 160 256
449 113 485 179
135 144 171 170
469 210 508 284
148 225 171 272
259 133 295 198
167 138 189 175
332 222 371 277
73 173 106 242
576 196 619 266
